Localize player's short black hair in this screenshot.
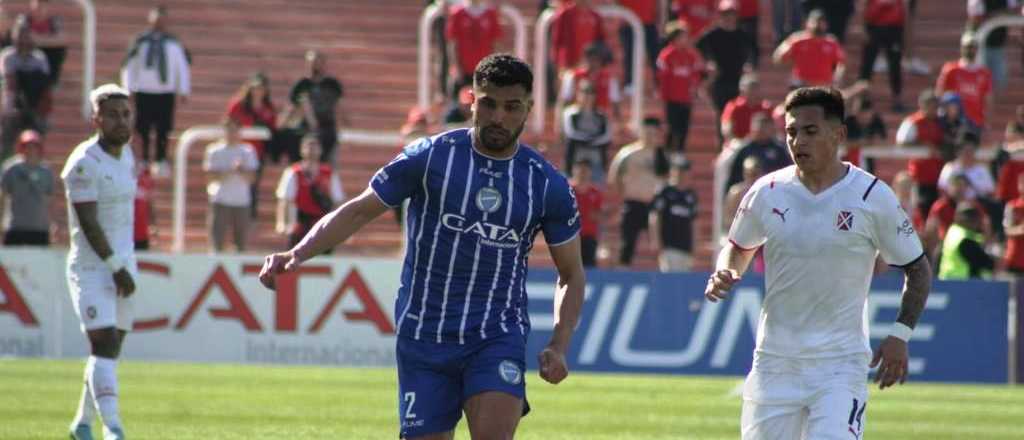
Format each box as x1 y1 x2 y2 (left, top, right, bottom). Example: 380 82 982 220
784 87 845 122
642 116 662 127
474 53 533 94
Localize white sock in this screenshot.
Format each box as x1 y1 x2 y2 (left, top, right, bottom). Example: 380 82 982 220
70 367 96 427
87 356 123 431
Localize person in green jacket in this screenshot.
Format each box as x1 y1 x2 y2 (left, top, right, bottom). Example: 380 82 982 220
938 202 995 279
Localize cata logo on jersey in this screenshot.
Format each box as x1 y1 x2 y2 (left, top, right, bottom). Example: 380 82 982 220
441 213 521 248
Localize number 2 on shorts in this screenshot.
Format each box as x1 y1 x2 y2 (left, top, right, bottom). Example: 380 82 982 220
404 392 417 419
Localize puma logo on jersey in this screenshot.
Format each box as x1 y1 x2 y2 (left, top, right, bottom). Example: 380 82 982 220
771 207 790 222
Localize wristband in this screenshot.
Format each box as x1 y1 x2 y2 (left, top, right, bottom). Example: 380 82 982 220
104 254 127 273
889 322 913 342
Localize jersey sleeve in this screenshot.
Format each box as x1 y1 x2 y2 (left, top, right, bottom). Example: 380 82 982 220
61 155 98 203
869 182 925 266
727 181 767 250
542 173 582 246
370 137 432 208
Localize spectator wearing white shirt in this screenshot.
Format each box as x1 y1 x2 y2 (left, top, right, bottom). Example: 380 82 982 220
120 5 190 177
275 136 345 250
203 119 258 253
938 137 994 201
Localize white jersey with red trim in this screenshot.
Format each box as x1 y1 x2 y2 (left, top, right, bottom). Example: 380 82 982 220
728 164 923 361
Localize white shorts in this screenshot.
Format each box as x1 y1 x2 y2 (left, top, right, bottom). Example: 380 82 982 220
67 264 136 333
741 354 869 440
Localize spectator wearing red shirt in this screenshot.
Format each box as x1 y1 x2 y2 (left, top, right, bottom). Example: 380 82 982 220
896 90 945 220
672 0 717 38
227 73 278 218
571 159 604 267
616 0 660 92
27 0 67 86
735 0 761 67
551 0 606 73
772 10 846 87
858 0 908 112
558 44 621 122
657 21 705 151
133 162 155 250
721 73 771 141
1003 173 1024 274
445 0 502 101
936 34 993 130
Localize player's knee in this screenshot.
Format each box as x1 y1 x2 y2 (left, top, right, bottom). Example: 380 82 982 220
87 328 122 358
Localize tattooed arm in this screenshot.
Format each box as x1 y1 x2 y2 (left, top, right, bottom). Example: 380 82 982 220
896 255 932 329
870 254 932 390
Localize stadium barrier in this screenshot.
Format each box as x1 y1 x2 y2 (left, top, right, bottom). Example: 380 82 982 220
0 249 1014 383
532 5 645 135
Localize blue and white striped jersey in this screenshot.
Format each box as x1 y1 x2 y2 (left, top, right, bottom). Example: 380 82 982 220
371 128 580 344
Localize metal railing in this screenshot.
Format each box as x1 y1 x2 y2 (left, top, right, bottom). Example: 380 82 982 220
72 0 96 119
418 3 528 113
532 5 645 135
171 127 403 253
976 15 1024 65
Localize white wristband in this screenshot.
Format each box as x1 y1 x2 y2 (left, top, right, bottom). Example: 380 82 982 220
104 254 126 273
889 322 913 342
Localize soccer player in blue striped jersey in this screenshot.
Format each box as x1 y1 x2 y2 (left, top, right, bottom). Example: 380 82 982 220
259 53 586 439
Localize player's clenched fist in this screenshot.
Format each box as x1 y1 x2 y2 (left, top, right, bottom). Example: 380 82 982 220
259 251 299 289
704 269 740 303
538 347 568 384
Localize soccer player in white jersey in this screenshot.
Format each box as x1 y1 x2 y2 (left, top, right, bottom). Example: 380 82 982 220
62 84 137 440
706 87 932 440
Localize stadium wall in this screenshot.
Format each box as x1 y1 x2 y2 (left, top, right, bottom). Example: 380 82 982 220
0 249 1013 383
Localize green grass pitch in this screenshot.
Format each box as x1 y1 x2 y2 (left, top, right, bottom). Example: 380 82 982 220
1 358 1022 439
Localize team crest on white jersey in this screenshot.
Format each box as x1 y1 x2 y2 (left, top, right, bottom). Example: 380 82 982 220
837 210 854 231
476 187 503 213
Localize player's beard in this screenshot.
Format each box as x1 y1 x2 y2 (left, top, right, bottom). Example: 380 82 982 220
103 127 133 146
479 122 524 154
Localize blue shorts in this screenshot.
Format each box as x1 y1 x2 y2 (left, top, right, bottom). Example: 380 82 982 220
396 332 530 438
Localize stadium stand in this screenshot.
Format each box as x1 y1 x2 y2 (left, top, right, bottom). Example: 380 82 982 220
16 0 1024 271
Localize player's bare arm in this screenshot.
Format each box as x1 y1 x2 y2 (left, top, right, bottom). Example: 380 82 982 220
704 241 757 302
871 255 932 390
71 201 135 297
539 235 585 385
259 187 389 289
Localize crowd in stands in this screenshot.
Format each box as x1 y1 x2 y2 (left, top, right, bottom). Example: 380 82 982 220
1 0 1023 280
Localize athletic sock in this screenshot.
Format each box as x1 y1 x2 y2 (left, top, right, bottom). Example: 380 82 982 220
87 356 123 431
70 365 96 427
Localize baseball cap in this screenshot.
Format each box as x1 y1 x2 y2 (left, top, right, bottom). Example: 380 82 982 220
15 129 42 154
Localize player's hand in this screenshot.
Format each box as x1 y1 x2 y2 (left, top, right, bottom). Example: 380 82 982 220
870 336 909 390
112 269 135 298
538 346 569 385
704 269 740 303
259 251 300 290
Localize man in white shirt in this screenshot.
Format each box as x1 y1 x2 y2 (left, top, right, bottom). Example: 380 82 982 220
120 5 190 177
204 119 259 252
706 87 932 440
62 84 136 440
